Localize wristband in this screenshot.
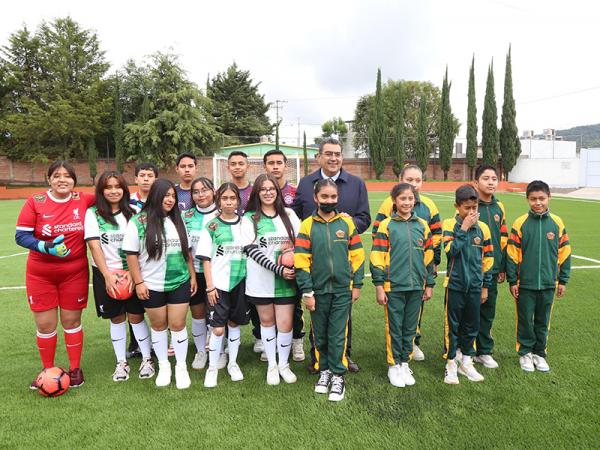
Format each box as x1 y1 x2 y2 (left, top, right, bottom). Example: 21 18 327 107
302 291 314 298
206 287 216 293
135 281 145 286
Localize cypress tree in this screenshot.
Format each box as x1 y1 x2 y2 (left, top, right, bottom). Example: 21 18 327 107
415 98 429 178
500 45 521 178
438 67 454 181
466 55 478 179
113 76 124 172
482 62 499 165
368 68 386 179
392 86 405 177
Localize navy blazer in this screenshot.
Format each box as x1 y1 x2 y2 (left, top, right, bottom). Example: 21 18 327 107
291 168 371 234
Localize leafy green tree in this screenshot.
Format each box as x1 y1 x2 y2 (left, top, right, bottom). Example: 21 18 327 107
207 62 272 144
122 53 220 168
415 98 429 177
368 68 386 179
466 55 478 179
113 76 124 172
315 117 348 144
438 67 456 180
500 45 521 177
391 86 405 177
482 62 499 165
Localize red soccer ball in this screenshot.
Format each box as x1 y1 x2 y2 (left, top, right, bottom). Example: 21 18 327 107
111 269 133 300
277 248 295 268
36 367 70 398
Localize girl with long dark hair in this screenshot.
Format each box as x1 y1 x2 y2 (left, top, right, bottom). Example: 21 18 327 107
123 179 197 389
242 174 300 385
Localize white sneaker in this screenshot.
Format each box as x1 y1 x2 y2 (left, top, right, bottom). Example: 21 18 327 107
474 354 499 369
401 362 416 386
458 356 485 382
532 354 550 372
138 357 155 379
175 363 191 389
155 360 172 387
328 375 345 402
217 352 228 370
444 359 459 385
227 363 244 382
519 353 535 372
278 364 297 384
260 351 268 362
253 338 264 353
266 366 280 385
412 345 425 361
387 364 405 388
192 351 207 370
204 367 218 388
292 338 305 362
112 361 130 382
314 370 332 394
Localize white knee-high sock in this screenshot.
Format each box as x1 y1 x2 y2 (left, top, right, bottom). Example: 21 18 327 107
170 329 188 365
227 325 241 366
191 318 207 353
110 321 127 362
261 325 277 368
208 332 224 368
151 328 169 362
277 330 293 368
130 321 151 359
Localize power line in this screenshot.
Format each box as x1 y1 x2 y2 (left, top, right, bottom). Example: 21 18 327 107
517 85 600 105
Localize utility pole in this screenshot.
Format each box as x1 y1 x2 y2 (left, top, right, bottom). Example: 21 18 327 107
297 117 301 147
273 99 287 150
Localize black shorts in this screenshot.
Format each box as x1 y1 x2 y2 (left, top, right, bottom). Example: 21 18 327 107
190 273 208 306
144 280 191 309
92 266 144 319
208 280 249 328
247 295 297 306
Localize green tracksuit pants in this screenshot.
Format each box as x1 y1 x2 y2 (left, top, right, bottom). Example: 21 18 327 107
476 274 499 356
517 288 555 357
444 288 481 360
385 290 423 364
310 291 351 375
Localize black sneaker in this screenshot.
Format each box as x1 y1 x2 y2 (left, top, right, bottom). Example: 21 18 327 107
328 375 345 402
314 370 331 394
69 368 85 387
126 346 142 359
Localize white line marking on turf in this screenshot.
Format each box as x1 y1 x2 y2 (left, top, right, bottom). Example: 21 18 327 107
573 255 600 264
0 252 27 259
502 192 600 204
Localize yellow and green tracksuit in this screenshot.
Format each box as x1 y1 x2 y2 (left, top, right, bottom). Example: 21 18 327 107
295 212 365 375
442 215 494 360
476 196 509 355
506 210 571 357
372 193 442 347
370 212 435 364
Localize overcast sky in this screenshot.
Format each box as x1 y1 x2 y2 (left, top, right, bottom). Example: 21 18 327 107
2 0 598 145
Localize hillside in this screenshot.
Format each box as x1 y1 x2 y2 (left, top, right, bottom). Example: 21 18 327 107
557 123 600 149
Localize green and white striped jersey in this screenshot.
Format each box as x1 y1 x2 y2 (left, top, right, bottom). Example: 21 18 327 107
196 215 249 292
241 208 300 298
182 204 218 273
122 213 190 292
84 206 137 270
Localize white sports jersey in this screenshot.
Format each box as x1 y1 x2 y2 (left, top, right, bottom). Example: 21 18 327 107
182 205 218 273
122 213 190 292
84 206 138 270
196 216 249 292
241 208 300 298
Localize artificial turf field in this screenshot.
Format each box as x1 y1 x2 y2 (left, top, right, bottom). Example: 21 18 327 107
0 192 599 449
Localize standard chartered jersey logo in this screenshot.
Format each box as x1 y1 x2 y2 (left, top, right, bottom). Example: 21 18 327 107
42 224 52 236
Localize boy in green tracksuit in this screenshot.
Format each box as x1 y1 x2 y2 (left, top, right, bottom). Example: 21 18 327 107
442 185 494 385
370 183 435 388
472 165 508 369
506 180 571 373
295 179 365 402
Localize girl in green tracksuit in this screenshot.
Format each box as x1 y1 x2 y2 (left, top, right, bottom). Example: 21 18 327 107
294 179 365 402
370 183 435 388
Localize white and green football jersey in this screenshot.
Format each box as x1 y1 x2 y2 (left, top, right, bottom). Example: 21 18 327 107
84 206 138 270
182 205 218 273
241 208 300 298
122 213 190 292
196 216 249 292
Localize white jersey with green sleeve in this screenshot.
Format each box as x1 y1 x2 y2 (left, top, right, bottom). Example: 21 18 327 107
84 206 139 270
241 208 300 298
122 213 190 292
196 216 248 292
182 205 218 273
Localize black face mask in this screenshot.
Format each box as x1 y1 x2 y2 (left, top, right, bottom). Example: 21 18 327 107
319 202 337 213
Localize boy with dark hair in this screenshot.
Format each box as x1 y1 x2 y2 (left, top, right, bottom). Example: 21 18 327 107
175 152 198 211
471 164 508 369
507 180 571 373
131 163 159 209
263 149 297 207
228 151 252 213
441 185 494 385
